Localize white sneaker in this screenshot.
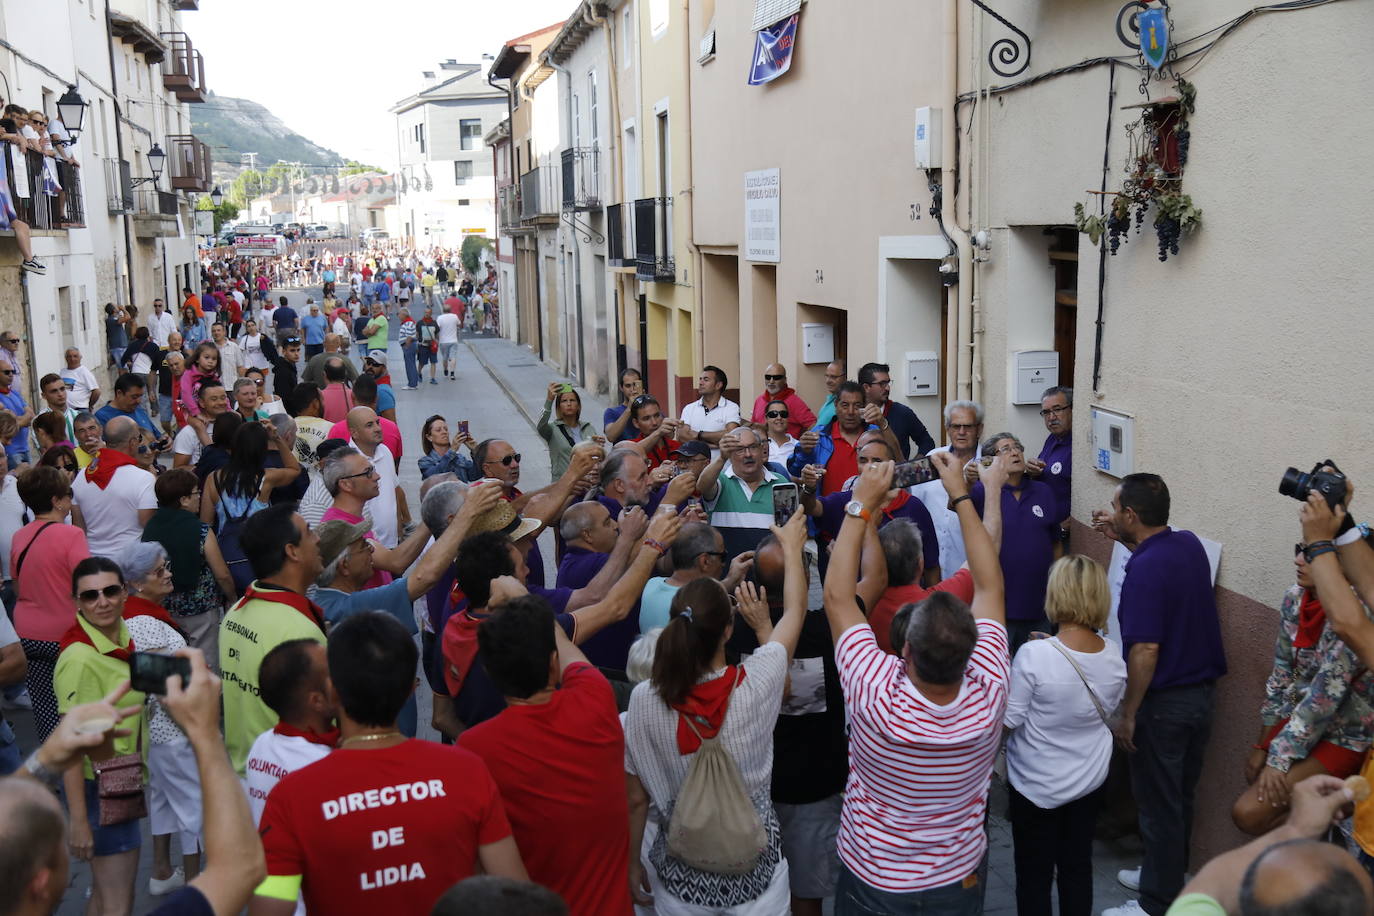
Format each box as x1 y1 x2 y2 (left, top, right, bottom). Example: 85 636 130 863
1117 867 1141 891
1101 901 1145 916
148 867 185 896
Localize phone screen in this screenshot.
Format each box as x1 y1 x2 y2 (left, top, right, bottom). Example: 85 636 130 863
891 457 938 489
457 420 470 438
772 483 799 526
129 652 191 696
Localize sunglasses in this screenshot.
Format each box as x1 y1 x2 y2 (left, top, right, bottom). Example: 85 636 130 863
765 411 788 419
631 394 655 406
60 466 77 474
78 584 125 603
763 374 785 381
485 453 521 466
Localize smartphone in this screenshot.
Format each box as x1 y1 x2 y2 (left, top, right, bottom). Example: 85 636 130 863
772 482 799 526
457 420 470 438
129 652 191 696
892 457 939 488
561 383 574 394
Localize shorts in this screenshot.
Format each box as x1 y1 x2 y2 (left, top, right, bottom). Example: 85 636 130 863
440 342 458 363
417 344 436 366
147 739 204 853
775 793 843 899
1259 718 1366 778
84 778 143 857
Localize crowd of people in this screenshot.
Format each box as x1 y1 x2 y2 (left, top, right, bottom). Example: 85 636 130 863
1 287 1372 916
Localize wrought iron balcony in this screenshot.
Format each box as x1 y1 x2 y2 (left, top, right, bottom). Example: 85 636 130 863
160 33 206 103
104 158 134 214
518 167 559 223
560 147 600 211
132 188 181 239
633 197 675 282
497 184 523 232
607 203 632 267
166 134 211 193
2 142 84 229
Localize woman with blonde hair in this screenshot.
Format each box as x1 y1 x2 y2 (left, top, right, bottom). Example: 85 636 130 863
1003 554 1127 916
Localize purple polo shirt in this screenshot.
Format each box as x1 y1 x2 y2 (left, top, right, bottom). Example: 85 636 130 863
971 477 1059 622
1037 432 1072 523
597 490 663 518
1118 528 1227 689
817 490 939 572
553 544 641 671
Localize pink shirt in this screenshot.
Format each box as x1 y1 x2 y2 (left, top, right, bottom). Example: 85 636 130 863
319 384 355 425
11 521 89 642
319 507 392 588
328 418 402 461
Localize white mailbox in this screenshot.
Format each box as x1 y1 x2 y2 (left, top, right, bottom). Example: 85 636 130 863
1012 350 1059 405
1091 407 1135 478
905 350 939 398
801 323 834 365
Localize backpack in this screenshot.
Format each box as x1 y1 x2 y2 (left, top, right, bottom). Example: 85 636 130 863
665 668 766 875
215 484 258 591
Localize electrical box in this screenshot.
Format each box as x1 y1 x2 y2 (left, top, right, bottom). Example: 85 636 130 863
905 350 939 398
1012 350 1059 405
1091 407 1135 478
914 107 942 170
801 323 834 365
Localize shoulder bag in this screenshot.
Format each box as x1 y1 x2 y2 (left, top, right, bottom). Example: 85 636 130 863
1046 637 1115 729
93 725 146 826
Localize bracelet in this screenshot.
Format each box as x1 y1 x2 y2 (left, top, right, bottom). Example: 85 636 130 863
642 538 669 556
23 751 63 788
1305 544 1338 562
949 494 972 511
1337 523 1370 547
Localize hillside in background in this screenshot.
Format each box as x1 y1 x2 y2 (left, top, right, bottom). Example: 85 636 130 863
193 93 345 172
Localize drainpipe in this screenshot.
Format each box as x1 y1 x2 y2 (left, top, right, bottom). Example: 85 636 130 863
680 0 702 394
547 51 585 383
598 2 626 376
105 0 137 307
946 0 974 408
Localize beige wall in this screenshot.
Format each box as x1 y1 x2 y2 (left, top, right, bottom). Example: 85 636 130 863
689 0 951 423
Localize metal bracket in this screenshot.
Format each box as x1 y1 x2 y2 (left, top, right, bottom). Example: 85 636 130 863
561 211 604 246
968 1 1031 78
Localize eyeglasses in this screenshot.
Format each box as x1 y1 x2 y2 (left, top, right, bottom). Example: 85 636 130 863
763 374 785 381
995 444 1024 455
1039 405 1071 417
735 443 763 453
1295 543 1306 556
151 564 169 577
60 466 77 475
0 371 13 377
766 411 789 419
340 466 378 481
700 550 726 560
1 338 17 345
78 584 125 603
949 423 980 432
485 453 521 466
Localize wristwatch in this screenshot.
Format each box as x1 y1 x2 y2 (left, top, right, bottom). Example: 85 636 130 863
844 500 872 523
24 751 63 788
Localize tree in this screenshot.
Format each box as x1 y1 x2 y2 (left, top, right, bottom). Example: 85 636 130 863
227 168 264 209
196 195 240 232
342 160 383 176
460 236 493 276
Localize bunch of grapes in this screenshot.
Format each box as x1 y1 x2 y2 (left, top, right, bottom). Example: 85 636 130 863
1107 209 1132 255
1135 203 1148 232
1176 129 1191 169
1155 217 1181 262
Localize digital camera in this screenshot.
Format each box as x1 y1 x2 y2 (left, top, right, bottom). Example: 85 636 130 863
1279 461 1348 511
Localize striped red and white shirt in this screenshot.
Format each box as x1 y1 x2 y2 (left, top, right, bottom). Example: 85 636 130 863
834 618 1009 893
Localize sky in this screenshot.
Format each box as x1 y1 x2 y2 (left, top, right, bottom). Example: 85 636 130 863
185 0 578 169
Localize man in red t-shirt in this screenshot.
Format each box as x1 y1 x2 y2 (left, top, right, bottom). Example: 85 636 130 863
628 395 680 470
253 612 525 914
459 595 632 916
868 517 980 654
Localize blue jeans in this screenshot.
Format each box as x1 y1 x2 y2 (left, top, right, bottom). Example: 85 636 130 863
835 855 988 915
0 717 19 775
401 344 419 387
355 342 369 361
6 449 30 470
1131 682 1215 916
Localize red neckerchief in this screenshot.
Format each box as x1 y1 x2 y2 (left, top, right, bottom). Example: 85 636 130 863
882 489 912 519
84 448 139 490
671 666 747 754
1294 590 1327 650
442 609 484 696
123 595 186 638
637 436 680 470
273 721 340 748
376 374 393 386
236 581 326 631
59 617 134 662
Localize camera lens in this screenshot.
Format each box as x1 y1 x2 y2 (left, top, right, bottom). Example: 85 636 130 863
1279 467 1310 502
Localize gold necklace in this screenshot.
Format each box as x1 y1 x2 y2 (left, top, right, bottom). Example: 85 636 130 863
339 731 403 747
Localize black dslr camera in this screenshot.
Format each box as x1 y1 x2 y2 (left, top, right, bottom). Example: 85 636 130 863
1279 460 1348 510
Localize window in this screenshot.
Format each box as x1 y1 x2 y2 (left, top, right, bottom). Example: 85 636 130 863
460 119 482 151
458 199 471 206
454 160 473 184
588 72 599 147
572 95 581 148
622 5 634 65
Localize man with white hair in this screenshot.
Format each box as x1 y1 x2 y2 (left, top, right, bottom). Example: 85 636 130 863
698 426 791 562
912 400 985 575
70 416 157 556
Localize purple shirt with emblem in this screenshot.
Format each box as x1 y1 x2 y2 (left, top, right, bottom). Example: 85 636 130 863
817 490 939 573
1118 528 1227 689
1037 432 1072 523
971 477 1060 622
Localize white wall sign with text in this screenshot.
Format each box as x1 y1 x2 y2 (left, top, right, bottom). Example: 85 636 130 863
744 168 781 263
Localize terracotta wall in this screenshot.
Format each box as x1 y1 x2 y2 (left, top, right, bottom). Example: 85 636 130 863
1071 519 1281 865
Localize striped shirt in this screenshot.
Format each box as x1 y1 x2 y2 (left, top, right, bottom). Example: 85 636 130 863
397 318 417 345
834 618 1009 893
705 464 786 560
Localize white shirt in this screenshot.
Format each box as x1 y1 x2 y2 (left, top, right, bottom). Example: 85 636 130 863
349 440 398 547
240 333 270 371
149 311 178 348
71 463 157 557
173 424 205 465
911 445 969 575
0 475 25 579
243 727 332 826
767 434 799 468
216 339 245 382
680 395 741 434
1004 636 1127 809
435 312 460 344
61 364 100 411
123 615 189 746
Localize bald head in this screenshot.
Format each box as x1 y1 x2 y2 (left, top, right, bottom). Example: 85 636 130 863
346 407 382 450
764 363 788 396
1241 838 1373 916
0 777 67 912
103 415 140 451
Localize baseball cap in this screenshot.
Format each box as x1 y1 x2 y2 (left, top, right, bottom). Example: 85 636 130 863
315 519 371 568
365 350 388 365
468 499 542 543
670 440 710 460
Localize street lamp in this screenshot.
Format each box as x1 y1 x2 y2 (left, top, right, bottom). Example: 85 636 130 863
210 185 223 207
131 143 166 187
55 85 86 143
